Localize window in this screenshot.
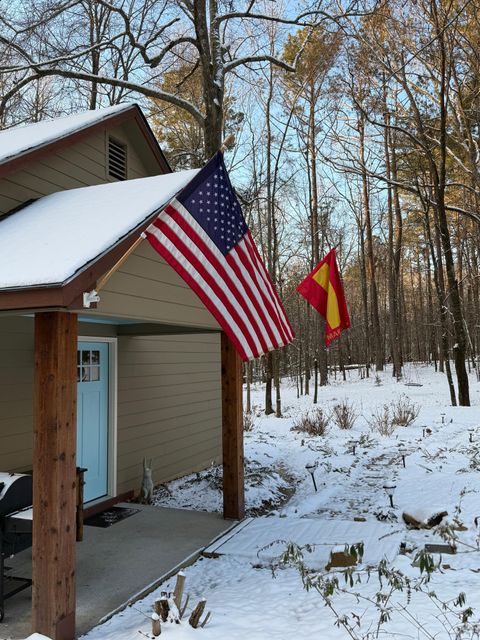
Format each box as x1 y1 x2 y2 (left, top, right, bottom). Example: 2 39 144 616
77 349 101 383
108 136 127 181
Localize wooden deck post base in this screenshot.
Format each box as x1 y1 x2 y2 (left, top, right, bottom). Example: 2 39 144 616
221 333 245 520
32 312 77 640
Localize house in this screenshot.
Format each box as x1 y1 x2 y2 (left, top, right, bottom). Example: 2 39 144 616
0 104 244 640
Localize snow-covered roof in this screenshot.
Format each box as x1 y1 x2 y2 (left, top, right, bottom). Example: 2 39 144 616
0 169 199 289
0 103 134 166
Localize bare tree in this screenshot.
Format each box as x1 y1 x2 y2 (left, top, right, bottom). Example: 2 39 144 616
0 0 375 154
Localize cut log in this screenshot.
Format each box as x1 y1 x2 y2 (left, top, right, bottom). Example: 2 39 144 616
167 597 180 624
154 597 169 622
151 613 161 637
179 594 190 619
402 510 448 529
189 599 206 628
201 612 211 628
173 572 186 610
325 546 358 571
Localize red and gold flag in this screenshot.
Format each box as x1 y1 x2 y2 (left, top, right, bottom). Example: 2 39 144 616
297 248 350 346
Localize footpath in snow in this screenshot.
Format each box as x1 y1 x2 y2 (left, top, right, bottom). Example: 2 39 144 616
82 365 480 640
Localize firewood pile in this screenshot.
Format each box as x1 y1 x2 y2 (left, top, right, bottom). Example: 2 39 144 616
149 571 211 636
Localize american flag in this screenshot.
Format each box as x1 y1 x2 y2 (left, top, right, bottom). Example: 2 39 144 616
144 152 294 361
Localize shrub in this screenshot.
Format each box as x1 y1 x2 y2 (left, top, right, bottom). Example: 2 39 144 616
244 411 255 432
332 400 359 430
291 407 330 437
391 394 420 427
368 404 396 437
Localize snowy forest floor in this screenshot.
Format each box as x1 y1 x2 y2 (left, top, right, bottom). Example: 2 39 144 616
83 364 480 640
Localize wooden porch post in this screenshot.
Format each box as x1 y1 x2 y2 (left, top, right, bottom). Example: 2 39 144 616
33 311 77 640
221 333 245 519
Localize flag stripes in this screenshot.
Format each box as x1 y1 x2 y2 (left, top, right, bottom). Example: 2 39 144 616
170 201 275 351
145 195 294 361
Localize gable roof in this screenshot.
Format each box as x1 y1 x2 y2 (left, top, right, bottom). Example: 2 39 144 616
0 169 198 299
0 103 170 178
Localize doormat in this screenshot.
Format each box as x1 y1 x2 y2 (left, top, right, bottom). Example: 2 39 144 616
84 506 140 528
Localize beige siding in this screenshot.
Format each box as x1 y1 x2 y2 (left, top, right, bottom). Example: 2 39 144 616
92 241 221 329
0 316 221 499
78 322 117 338
0 133 108 217
0 123 158 218
0 316 34 472
0 317 118 473
116 333 222 495
108 123 153 180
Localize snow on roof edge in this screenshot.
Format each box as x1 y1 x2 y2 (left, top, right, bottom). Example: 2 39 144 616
0 103 136 167
0 169 199 290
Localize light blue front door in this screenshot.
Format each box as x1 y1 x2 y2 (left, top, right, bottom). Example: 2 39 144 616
77 342 109 503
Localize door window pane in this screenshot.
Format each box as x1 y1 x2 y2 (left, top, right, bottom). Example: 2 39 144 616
78 346 104 383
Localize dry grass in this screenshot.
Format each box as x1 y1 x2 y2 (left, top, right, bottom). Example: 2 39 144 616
368 395 419 436
332 400 359 430
244 411 255 432
391 394 420 427
291 407 330 437
368 405 396 437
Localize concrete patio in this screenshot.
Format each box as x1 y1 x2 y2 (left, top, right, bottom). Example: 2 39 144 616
1 504 233 640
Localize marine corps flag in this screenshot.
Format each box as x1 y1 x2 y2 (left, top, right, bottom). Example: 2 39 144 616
297 248 350 347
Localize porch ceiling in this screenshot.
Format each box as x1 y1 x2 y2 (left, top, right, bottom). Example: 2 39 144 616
2 504 232 639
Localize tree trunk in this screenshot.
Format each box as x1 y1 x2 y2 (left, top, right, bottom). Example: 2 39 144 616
383 88 401 379
265 353 274 415
358 227 370 376
307 90 328 386
431 0 469 405
424 203 457 405
195 0 224 160
358 111 383 371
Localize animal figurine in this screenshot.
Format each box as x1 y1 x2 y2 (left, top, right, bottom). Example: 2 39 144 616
139 457 154 504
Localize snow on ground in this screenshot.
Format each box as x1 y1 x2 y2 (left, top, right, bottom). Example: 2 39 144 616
83 365 480 640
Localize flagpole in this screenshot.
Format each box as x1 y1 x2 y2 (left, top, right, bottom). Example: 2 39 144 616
83 232 146 307
96 232 146 293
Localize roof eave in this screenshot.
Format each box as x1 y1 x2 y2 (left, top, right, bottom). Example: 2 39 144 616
0 212 157 312
0 104 171 180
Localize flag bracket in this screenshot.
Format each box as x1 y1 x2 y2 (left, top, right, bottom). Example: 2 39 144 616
83 290 101 308
82 232 147 309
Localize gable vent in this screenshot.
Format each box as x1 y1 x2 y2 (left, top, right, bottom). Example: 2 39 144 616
108 137 127 181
